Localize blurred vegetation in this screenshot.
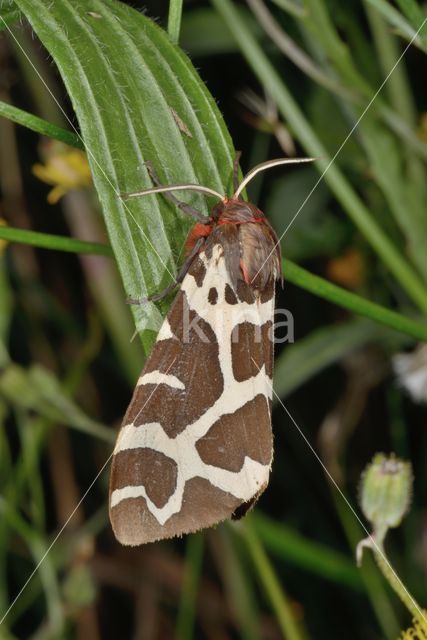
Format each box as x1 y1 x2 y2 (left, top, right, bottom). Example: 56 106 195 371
0 0 426 638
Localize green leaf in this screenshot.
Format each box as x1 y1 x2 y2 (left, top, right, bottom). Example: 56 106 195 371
62 565 97 611
13 0 235 352
365 0 427 51
253 512 362 590
0 496 64 633
212 0 427 314
0 7 21 30
0 364 113 442
359 116 427 284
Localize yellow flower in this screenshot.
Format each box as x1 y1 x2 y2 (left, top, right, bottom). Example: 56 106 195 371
326 247 365 289
400 612 427 639
32 141 92 204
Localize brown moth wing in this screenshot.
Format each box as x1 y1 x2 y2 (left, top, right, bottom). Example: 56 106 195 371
109 243 275 545
239 219 281 290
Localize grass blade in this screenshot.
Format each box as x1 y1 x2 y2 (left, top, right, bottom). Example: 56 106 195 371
0 100 83 148
211 0 427 314
0 225 111 255
240 517 308 640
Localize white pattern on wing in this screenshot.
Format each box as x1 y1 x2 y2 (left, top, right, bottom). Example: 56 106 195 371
137 371 185 390
157 317 174 341
111 245 274 524
184 245 273 388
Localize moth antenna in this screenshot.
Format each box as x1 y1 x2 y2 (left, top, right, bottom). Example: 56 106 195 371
233 157 317 199
121 184 224 201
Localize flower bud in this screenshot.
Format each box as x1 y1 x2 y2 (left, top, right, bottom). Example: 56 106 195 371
359 453 412 543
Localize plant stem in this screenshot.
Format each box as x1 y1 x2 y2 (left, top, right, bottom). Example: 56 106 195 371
373 545 427 628
365 0 426 51
213 527 261 640
247 0 354 100
176 533 204 640
394 0 427 52
332 496 399 637
168 0 184 44
241 518 307 640
0 100 83 148
284 260 427 343
0 226 112 256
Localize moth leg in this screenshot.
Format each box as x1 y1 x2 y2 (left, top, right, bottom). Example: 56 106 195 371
145 161 210 223
127 281 177 306
232 151 242 194
127 237 205 305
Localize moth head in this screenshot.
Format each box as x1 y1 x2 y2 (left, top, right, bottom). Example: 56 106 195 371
213 198 264 224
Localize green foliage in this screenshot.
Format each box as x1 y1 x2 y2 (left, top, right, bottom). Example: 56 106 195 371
0 363 113 442
0 0 426 638
13 0 235 352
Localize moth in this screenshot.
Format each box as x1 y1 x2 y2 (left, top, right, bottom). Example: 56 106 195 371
109 155 314 545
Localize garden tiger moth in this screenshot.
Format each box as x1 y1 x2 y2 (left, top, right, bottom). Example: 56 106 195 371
109 156 315 545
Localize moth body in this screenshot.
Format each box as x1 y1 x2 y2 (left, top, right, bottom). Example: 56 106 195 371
110 156 315 544
110 197 280 545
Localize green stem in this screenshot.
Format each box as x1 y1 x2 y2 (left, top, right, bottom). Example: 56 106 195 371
284 259 427 343
3 225 427 343
0 100 83 148
241 518 307 640
176 533 204 640
167 0 184 44
332 496 399 637
216 527 261 639
0 226 112 256
211 0 427 314
247 0 354 101
0 498 63 633
373 545 427 628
